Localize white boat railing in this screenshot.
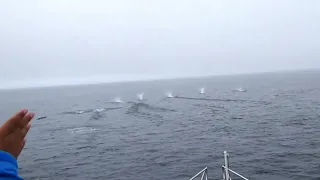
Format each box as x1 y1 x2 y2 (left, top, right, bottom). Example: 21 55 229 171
222 151 249 180
190 167 208 180
190 151 249 180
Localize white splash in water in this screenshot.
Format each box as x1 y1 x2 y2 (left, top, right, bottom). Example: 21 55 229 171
137 93 144 101
94 108 106 112
200 87 205 94
166 92 173 98
68 127 97 134
235 88 247 92
75 110 85 114
113 97 124 103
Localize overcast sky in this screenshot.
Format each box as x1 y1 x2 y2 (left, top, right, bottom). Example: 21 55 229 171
0 0 319 89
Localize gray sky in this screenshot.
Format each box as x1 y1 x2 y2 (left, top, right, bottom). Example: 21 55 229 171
0 0 319 89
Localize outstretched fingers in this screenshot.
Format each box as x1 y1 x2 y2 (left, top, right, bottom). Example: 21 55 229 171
7 127 30 158
21 113 34 128
20 123 31 139
11 123 32 142
0 109 35 159
0 109 29 137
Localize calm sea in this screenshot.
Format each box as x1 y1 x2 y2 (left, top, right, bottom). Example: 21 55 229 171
0 70 319 180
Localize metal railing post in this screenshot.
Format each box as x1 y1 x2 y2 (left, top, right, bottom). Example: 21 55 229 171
224 151 231 180
190 151 249 180
201 171 205 180
205 168 208 180
190 167 208 180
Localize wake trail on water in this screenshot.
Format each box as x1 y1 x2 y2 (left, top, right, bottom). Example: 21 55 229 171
175 96 247 102
126 102 176 115
67 127 97 134
174 96 270 105
59 107 122 115
105 97 126 104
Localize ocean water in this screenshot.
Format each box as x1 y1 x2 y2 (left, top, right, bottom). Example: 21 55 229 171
0 70 320 180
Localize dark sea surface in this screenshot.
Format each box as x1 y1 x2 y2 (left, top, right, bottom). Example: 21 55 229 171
0 70 320 180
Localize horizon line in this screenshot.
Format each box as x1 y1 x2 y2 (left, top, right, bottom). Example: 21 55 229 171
0 68 319 91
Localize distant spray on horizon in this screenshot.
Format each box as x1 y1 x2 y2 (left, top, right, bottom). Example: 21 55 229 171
200 87 205 94
113 97 124 103
137 93 144 101
76 110 85 114
166 92 173 98
235 87 247 92
94 108 106 112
